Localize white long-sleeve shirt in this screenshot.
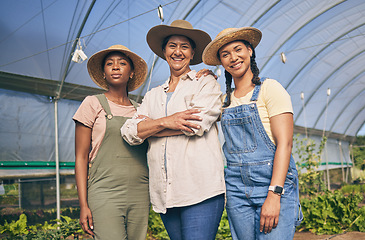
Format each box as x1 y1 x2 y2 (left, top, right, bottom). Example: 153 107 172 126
121 70 225 213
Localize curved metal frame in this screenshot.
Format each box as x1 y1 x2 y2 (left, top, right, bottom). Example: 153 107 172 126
344 103 365 136
294 49 365 123
329 88 365 134
286 23 365 91
260 1 345 71
313 70 365 128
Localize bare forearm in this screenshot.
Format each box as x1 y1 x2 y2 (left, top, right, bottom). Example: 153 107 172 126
137 118 166 139
74 122 92 209
137 109 202 139
75 157 89 208
270 143 292 186
152 129 183 137
269 113 293 187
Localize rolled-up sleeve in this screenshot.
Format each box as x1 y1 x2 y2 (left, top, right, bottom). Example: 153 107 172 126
183 75 222 137
121 92 151 145
121 117 146 145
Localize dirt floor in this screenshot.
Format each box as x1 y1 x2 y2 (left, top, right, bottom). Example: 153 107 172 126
43 231 365 239
294 231 365 240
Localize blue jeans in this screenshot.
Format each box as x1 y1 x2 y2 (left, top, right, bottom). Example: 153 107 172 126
160 194 224 240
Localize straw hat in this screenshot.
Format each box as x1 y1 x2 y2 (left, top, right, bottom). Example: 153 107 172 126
146 20 211 65
202 27 262 66
87 45 148 91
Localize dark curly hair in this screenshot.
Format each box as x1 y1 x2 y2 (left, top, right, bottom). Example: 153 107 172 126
222 40 260 107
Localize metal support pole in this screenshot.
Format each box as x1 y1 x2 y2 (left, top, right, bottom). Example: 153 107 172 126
54 100 61 220
324 141 330 190
18 179 22 209
338 141 345 183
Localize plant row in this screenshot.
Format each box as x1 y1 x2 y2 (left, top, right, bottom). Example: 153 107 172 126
1 191 365 239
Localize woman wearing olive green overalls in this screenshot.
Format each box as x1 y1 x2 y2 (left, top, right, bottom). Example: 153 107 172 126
74 45 149 240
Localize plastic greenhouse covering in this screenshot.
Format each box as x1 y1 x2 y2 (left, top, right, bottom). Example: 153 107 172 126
1 0 364 176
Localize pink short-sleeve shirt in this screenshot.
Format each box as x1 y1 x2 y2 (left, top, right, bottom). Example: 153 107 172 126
73 95 136 162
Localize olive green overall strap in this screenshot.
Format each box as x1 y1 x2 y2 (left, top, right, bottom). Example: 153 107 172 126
95 94 112 117
129 99 139 110
95 94 139 115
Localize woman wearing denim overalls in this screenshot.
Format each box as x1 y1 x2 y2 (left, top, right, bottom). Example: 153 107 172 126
73 45 149 239
203 28 303 239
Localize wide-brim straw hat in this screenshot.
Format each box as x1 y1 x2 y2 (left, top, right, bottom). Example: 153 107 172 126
203 27 262 66
87 45 148 91
146 20 211 65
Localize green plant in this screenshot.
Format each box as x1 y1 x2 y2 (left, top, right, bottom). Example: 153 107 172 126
0 214 84 239
352 135 365 171
0 207 80 226
293 135 327 196
147 208 169 240
215 209 232 240
298 190 365 234
340 184 365 194
0 213 28 238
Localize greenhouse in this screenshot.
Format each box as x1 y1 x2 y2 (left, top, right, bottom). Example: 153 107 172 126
0 0 364 238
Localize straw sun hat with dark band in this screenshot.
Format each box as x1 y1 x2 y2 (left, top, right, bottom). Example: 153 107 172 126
146 20 211 65
202 27 262 66
87 45 148 91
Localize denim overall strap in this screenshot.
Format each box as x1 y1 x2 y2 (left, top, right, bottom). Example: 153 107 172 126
250 77 267 102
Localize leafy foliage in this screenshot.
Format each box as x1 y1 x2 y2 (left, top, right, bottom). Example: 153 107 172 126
147 208 169 240
0 207 80 226
293 135 327 196
340 184 365 194
352 135 365 171
0 214 84 239
0 213 28 238
298 191 365 234
215 209 232 240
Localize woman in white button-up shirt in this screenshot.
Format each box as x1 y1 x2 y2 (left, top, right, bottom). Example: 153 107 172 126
121 20 225 239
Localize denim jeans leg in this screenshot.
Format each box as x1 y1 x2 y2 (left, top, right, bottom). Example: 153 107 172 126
160 208 182 240
160 194 224 240
226 202 256 240
255 194 297 239
181 194 224 240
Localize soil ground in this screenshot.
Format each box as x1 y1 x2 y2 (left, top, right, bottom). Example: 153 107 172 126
77 232 365 240
294 231 365 240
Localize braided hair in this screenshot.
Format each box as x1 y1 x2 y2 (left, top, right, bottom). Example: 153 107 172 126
223 40 260 107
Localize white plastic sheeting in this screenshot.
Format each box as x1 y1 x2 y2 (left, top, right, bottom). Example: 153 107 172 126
0 0 362 173
0 88 78 163
0 0 364 136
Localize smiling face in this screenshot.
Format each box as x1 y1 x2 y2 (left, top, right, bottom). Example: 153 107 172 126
103 52 134 90
218 40 253 80
163 35 195 76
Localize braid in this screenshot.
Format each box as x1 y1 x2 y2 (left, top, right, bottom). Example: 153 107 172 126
250 48 261 85
223 70 233 107
222 41 261 108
